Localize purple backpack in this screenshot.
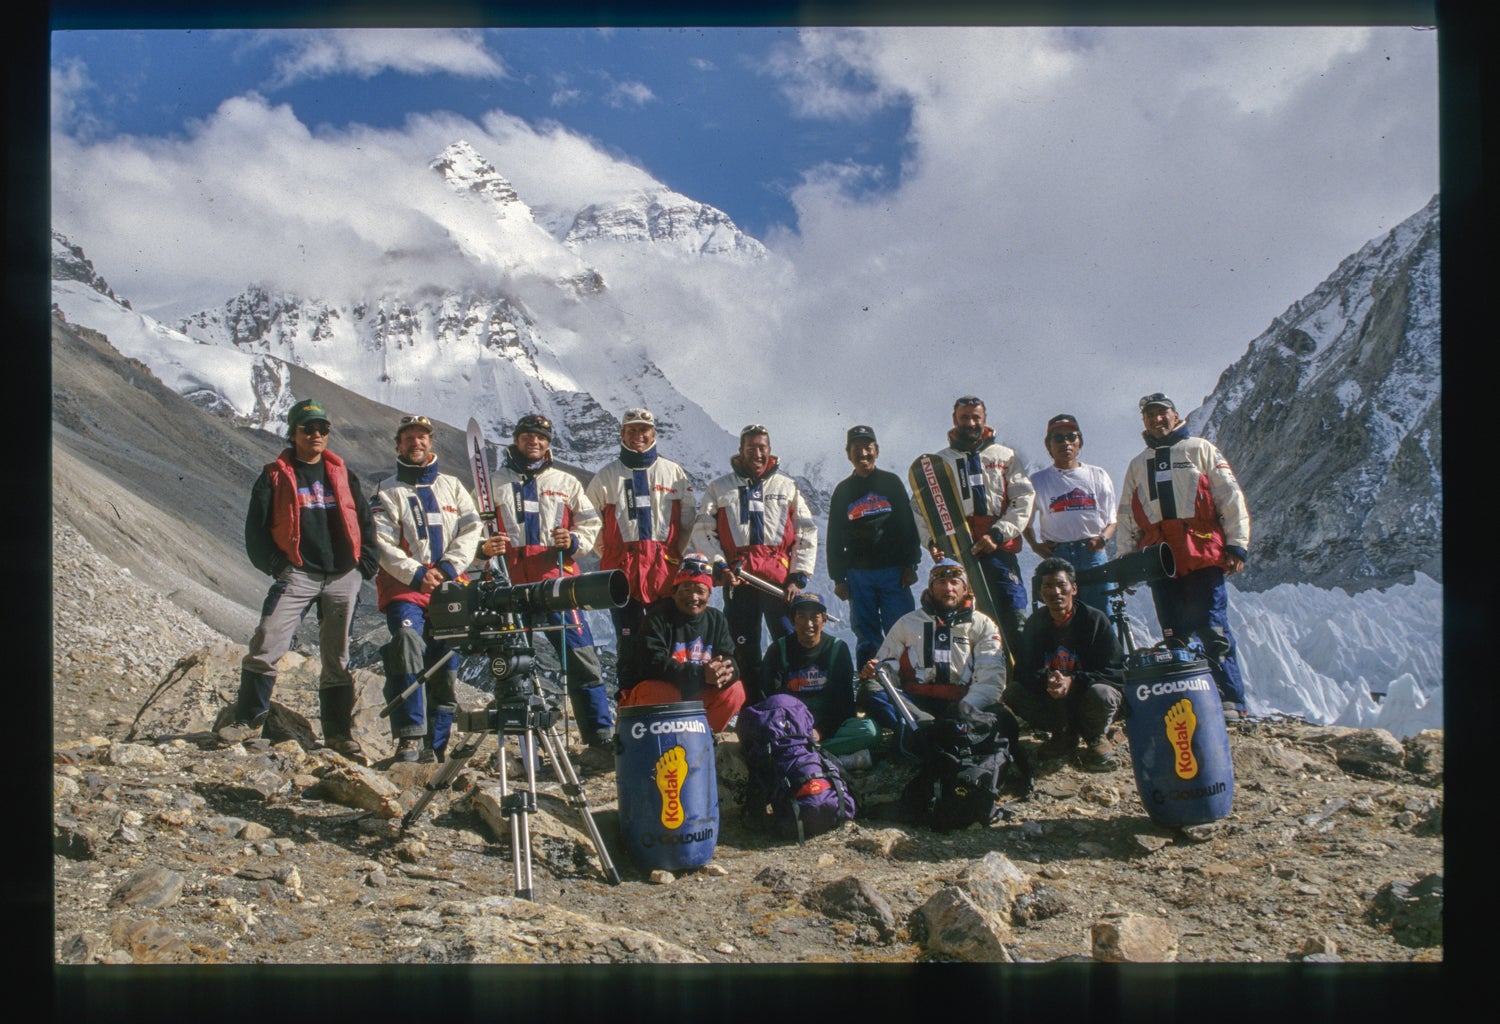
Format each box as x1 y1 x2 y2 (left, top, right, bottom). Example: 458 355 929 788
736 694 857 842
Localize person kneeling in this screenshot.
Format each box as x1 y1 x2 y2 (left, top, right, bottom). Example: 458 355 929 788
1006 557 1126 771
857 559 1011 759
619 554 747 733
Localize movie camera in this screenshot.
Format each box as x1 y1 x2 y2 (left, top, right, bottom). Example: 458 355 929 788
399 568 629 895
1073 543 1175 656
425 569 630 692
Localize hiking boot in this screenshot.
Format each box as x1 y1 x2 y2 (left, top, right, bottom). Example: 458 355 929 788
325 736 366 760
394 737 423 763
1080 734 1119 772
588 728 616 750
1037 730 1079 761
833 749 873 773
1224 706 1246 724
418 743 437 764
216 709 268 746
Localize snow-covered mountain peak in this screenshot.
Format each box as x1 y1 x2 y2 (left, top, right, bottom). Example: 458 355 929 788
564 188 769 261
431 139 523 213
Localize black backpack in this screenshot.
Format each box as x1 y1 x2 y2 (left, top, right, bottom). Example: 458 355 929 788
902 702 1029 832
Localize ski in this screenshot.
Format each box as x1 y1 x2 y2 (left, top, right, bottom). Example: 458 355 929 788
467 417 506 581
908 452 1001 625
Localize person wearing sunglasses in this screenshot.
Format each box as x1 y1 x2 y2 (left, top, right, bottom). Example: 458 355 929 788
1117 392 1252 722
856 559 1009 751
477 412 614 749
225 398 378 756
370 413 485 763
1023 413 1118 615
914 396 1036 676
690 423 819 701
584 406 697 697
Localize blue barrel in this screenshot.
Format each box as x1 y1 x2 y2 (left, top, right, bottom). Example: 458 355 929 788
1122 648 1234 826
615 701 719 871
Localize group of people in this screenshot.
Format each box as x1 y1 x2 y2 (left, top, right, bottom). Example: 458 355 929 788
222 388 1251 784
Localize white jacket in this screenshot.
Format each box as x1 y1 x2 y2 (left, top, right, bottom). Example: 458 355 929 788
371 460 483 611
690 457 818 584
914 433 1036 551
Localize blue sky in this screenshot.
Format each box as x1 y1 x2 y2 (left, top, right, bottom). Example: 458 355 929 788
52 27 911 241
50 23 1441 481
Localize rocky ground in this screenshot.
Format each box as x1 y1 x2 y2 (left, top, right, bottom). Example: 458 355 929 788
53 522 1444 974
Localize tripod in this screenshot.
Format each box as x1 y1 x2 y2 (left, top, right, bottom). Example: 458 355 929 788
1107 585 1140 655
400 678 622 898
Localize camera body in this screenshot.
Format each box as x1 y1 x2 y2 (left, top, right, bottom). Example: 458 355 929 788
426 569 630 698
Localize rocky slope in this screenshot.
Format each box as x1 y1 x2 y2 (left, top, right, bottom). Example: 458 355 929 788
53 510 1443 968
1187 196 1441 594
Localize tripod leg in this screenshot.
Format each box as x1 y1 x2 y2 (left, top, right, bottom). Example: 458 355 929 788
400 732 488 831
537 723 622 886
510 729 536 899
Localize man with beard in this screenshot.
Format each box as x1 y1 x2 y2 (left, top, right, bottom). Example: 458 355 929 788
585 407 696 697
620 554 746 733
827 425 920 666
1117 392 1252 721
371 414 484 763
691 424 819 701
915 396 1035 671
760 592 879 769
227 399 378 754
1008 557 1125 770
477 413 613 747
856 560 1008 741
1023 413 1118 615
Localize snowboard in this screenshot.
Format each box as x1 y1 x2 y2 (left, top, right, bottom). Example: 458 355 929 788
908 453 1001 626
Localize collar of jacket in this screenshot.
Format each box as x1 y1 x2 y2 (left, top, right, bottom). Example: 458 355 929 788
1142 425 1192 451
395 455 440 485
920 590 974 625
619 444 659 469
503 445 552 475
730 453 779 482
947 425 996 454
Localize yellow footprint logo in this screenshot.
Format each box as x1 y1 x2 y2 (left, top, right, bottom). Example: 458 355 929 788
1164 698 1200 780
655 745 689 829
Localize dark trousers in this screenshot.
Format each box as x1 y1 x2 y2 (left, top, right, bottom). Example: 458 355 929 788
724 584 792 704
1149 567 1246 709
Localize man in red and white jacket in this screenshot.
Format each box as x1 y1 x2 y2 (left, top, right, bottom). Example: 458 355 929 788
1116 392 1252 718
585 407 696 696
371 414 484 763
691 424 818 701
477 413 614 747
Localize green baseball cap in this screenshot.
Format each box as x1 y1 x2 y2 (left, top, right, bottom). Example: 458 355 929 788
288 399 331 428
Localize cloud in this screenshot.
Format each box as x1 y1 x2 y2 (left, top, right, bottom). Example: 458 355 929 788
689 57 718 72
48 26 1439 488
50 57 103 139
605 79 656 109
736 25 1440 480
257 28 505 87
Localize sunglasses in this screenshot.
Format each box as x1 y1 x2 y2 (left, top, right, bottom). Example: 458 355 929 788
930 565 967 581
1048 432 1081 444
953 396 984 408
297 423 331 436
400 415 433 429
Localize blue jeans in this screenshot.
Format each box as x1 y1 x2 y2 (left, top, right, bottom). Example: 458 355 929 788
846 566 916 665
1032 540 1110 615
1148 567 1246 710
